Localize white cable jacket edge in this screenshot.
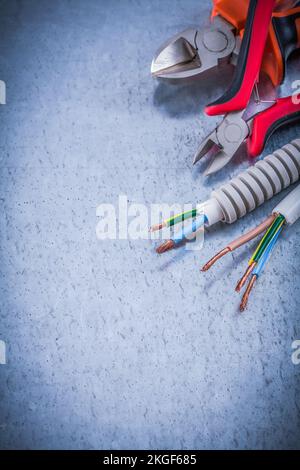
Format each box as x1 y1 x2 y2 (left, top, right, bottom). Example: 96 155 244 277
273 184 300 225
206 138 300 225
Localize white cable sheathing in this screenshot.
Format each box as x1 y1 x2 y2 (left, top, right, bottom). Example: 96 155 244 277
211 138 300 224
273 184 300 225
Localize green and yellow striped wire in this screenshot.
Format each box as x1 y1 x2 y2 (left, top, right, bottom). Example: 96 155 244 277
165 208 198 227
249 214 285 265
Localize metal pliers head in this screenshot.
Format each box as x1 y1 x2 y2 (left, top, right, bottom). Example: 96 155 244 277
151 16 239 80
194 95 300 175
193 110 251 175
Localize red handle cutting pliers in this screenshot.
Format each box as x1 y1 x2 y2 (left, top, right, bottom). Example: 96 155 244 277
151 0 300 92
206 0 300 115
152 0 300 173
194 96 300 175
194 0 300 173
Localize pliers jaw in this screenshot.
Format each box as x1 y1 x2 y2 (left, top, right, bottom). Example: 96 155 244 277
151 29 200 79
151 16 238 80
194 93 300 175
193 110 252 175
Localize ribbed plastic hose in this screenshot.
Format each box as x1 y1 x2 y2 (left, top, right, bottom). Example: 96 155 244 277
211 139 300 224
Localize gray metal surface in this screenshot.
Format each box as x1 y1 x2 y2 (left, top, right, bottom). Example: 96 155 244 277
0 0 299 450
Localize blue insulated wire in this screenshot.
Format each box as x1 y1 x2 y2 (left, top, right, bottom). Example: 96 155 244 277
253 225 283 277
172 214 207 245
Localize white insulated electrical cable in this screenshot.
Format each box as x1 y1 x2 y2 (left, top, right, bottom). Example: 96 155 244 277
154 138 300 255
273 183 300 225
237 184 300 310
198 138 300 227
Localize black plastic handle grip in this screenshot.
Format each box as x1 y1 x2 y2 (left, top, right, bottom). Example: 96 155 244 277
205 0 275 116
272 3 300 82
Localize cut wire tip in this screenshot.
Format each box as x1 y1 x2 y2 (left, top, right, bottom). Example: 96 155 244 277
156 239 175 254
239 275 257 312
235 263 256 292
201 247 231 271
149 222 166 232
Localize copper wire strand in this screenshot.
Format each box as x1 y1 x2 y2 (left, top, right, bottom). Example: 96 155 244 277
201 214 275 271
240 275 257 311
201 247 230 271
156 239 175 254
235 262 256 292
149 222 166 232
228 214 276 251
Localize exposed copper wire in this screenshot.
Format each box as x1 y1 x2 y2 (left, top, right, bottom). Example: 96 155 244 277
235 262 256 292
200 214 275 272
156 239 175 254
240 275 257 311
228 214 276 251
149 221 166 232
201 247 230 271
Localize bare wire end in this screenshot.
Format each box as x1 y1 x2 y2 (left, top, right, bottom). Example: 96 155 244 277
201 247 231 271
239 275 257 312
149 222 166 232
156 239 175 254
235 262 256 292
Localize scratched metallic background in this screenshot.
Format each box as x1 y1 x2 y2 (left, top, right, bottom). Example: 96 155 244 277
0 0 299 449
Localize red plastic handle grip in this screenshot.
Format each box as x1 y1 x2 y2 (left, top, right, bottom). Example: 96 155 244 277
206 0 275 116
248 95 300 157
